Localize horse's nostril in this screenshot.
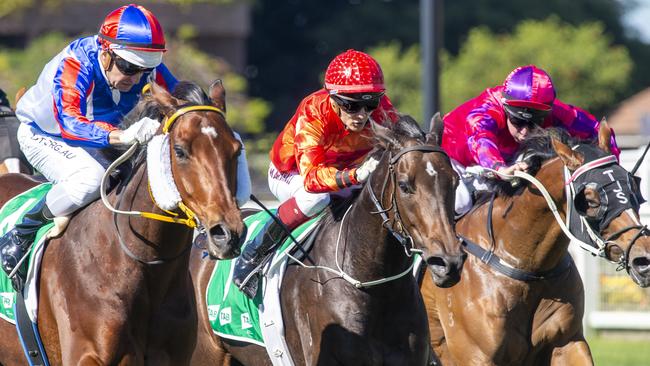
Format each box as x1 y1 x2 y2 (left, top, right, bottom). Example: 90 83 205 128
426 256 447 269
632 256 650 273
209 224 226 238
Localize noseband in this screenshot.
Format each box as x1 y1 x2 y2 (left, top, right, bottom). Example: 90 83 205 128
566 154 650 273
367 144 450 256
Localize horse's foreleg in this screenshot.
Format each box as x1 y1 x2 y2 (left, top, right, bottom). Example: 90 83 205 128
421 270 455 366
549 338 593 366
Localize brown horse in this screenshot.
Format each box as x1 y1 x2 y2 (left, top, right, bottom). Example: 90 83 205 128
0 97 32 175
0 81 245 365
422 123 650 365
189 114 465 366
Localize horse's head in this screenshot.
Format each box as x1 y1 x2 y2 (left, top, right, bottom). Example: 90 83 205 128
551 121 650 287
368 113 464 287
148 81 245 259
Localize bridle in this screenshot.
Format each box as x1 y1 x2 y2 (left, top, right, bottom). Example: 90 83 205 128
101 104 226 264
565 153 650 273
367 144 451 256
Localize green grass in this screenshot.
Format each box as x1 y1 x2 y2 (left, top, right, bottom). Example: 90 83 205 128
589 336 650 365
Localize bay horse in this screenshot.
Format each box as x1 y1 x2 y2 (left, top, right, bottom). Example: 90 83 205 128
189 114 465 366
0 80 245 365
422 123 650 365
0 88 32 175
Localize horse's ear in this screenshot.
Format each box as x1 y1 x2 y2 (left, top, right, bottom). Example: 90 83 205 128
597 118 612 154
551 137 583 170
15 87 26 105
150 82 181 113
425 112 444 145
371 119 399 149
209 79 227 113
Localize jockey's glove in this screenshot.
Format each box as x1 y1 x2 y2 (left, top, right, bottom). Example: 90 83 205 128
119 117 161 145
355 157 379 183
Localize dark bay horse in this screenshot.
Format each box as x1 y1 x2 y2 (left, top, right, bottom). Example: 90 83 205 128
190 114 465 365
0 81 245 365
422 123 650 365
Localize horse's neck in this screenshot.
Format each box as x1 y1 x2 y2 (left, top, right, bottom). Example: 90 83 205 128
328 186 413 285
112 163 194 262
495 158 569 272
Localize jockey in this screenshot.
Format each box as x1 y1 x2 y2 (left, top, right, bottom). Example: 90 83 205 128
0 4 177 286
232 49 399 298
442 64 620 217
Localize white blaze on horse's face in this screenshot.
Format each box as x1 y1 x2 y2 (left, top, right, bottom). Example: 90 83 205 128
426 161 438 177
201 126 218 138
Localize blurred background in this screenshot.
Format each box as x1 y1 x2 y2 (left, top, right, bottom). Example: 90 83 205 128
1 1 649 364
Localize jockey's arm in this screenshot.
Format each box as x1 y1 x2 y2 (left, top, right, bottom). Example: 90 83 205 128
295 121 357 193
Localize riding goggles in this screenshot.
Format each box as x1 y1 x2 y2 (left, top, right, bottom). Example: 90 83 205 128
331 93 383 114
504 104 550 129
109 50 154 76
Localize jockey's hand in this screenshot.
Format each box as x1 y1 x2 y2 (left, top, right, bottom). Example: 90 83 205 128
355 157 379 183
115 117 161 145
497 161 529 177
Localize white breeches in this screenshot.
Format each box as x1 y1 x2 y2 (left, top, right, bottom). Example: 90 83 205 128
267 163 358 217
17 123 106 216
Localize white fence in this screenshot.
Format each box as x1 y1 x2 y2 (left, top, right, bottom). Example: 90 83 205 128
571 145 650 333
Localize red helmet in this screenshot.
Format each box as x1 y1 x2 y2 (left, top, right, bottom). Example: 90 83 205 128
98 4 166 68
324 49 385 94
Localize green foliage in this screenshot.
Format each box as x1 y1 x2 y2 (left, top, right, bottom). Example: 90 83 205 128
163 39 270 134
368 18 632 121
0 33 269 134
368 42 423 122
442 17 632 115
0 33 70 104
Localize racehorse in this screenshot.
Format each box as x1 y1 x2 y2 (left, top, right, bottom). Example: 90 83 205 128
0 88 32 175
0 80 245 365
422 122 650 365
189 114 465 366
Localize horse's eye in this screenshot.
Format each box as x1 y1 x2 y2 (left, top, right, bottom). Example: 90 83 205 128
173 145 188 160
398 180 414 194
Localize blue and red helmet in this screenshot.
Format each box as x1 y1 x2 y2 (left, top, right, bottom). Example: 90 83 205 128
98 4 166 68
502 65 556 111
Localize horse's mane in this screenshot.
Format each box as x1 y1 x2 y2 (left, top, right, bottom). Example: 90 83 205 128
320 114 427 226
488 127 598 197
121 81 209 128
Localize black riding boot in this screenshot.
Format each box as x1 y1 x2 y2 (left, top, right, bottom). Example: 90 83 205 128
232 218 287 299
0 198 53 291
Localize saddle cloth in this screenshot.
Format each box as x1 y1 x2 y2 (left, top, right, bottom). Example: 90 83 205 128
205 209 323 366
0 183 54 324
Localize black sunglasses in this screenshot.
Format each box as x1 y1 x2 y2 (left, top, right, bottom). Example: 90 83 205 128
331 94 381 114
509 116 540 130
504 105 548 129
109 51 153 76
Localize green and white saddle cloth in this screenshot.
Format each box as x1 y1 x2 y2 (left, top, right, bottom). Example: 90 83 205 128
0 183 54 324
206 209 323 366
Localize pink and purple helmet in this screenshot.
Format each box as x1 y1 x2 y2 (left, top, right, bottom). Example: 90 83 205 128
98 4 166 68
502 65 556 111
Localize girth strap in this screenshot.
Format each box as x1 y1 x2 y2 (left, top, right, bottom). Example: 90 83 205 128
461 237 572 281
14 292 50 366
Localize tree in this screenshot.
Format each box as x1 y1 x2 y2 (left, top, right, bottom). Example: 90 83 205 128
369 17 632 122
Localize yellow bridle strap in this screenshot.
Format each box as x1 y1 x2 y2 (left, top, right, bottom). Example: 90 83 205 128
140 211 197 228
162 105 226 134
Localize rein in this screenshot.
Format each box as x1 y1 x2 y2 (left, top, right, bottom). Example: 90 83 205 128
100 105 225 264
269 144 451 289
464 155 649 277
